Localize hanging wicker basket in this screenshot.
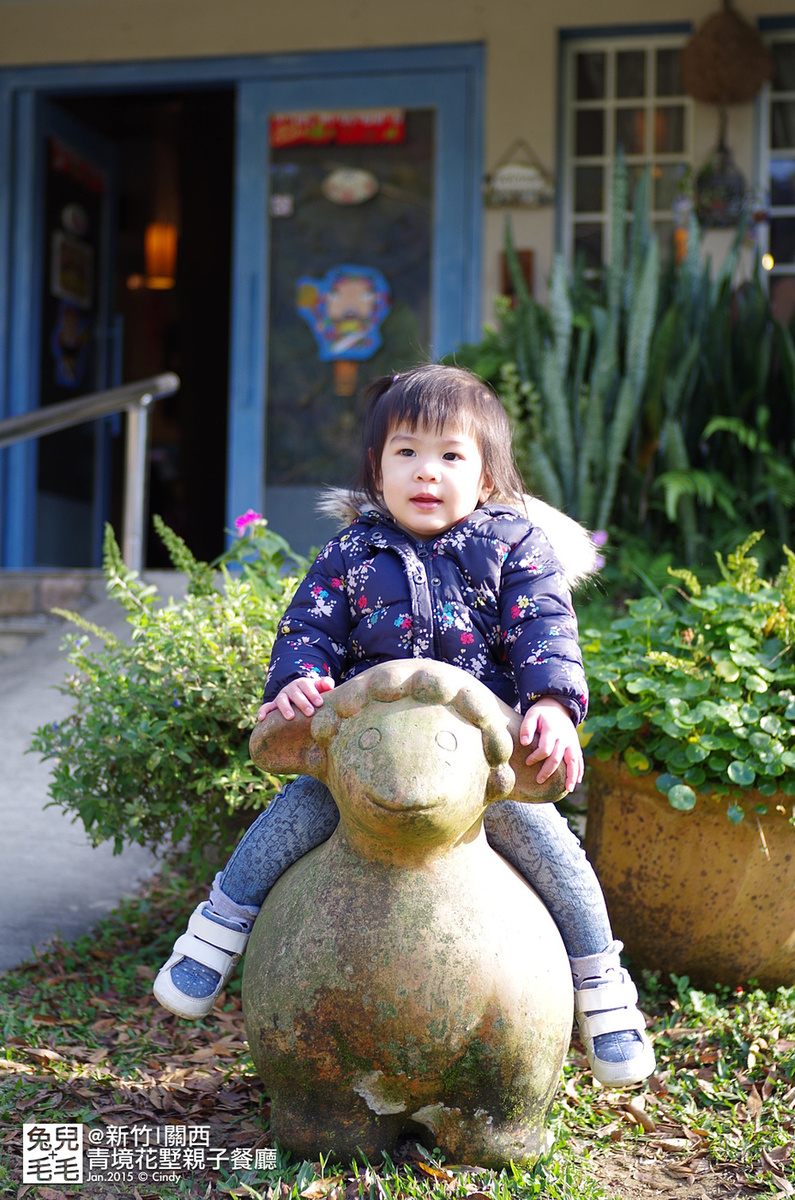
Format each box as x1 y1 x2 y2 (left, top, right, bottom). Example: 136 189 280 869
681 0 773 105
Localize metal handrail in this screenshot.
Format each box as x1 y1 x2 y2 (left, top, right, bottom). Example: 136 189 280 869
0 372 180 573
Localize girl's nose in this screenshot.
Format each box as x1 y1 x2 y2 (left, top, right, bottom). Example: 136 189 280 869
415 457 441 480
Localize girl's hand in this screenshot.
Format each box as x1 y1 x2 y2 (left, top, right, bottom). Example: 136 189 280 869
519 697 584 794
257 676 336 723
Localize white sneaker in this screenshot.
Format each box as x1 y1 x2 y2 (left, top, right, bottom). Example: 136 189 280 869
570 941 656 1086
153 902 251 1019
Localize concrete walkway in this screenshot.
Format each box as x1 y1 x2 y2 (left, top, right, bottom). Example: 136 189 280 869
0 574 184 973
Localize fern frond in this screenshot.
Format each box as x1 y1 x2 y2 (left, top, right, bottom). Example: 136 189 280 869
654 469 738 522
703 416 762 452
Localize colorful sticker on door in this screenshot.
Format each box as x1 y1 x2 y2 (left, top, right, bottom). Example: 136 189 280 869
296 265 391 361
271 110 405 148
50 301 91 388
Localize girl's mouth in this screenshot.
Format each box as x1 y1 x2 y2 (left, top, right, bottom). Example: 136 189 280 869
411 494 441 509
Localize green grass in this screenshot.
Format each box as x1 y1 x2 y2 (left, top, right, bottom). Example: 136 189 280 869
0 857 793 1200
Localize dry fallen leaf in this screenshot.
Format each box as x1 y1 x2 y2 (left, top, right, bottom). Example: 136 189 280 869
416 1163 455 1183
622 1100 657 1132
300 1177 345 1199
762 1143 794 1175
747 1084 764 1120
22 1047 62 1062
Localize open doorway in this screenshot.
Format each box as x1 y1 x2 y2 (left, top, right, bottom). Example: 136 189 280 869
53 88 234 566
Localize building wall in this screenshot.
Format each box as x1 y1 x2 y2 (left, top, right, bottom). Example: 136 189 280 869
1 0 792 315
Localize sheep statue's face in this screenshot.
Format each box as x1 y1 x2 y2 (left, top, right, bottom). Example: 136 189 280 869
320 695 493 849
303 662 517 859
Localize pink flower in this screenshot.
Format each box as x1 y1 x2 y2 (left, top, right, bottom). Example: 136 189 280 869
235 509 264 534
511 605 521 619
461 632 474 644
358 596 368 609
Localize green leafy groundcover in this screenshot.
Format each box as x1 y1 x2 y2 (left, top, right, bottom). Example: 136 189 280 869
0 860 793 1200
583 533 795 820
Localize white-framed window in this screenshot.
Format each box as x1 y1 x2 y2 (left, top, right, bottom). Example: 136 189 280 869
758 28 795 311
560 32 693 269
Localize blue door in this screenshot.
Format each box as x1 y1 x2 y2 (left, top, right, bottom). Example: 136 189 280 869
0 47 482 566
227 59 482 552
4 96 117 567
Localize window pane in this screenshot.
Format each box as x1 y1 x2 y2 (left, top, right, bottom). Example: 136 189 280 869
574 165 604 213
615 108 645 155
656 48 683 97
654 105 685 153
770 276 795 324
653 162 686 211
576 52 605 100
616 50 645 98
770 216 795 263
772 43 795 92
772 101 795 149
573 222 603 270
576 109 605 156
771 158 795 206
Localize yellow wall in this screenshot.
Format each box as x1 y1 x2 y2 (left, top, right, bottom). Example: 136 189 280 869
2 0 792 316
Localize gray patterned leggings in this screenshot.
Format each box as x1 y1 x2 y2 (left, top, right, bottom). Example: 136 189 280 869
219 775 611 958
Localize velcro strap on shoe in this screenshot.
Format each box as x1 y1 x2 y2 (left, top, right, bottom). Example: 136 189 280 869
186 904 250 955
575 977 638 1015
172 931 239 976
576 1006 648 1040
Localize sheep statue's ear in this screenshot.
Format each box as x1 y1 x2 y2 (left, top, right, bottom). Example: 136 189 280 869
502 705 569 805
249 706 328 781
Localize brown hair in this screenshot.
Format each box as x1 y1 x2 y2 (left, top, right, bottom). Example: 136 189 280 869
354 364 525 507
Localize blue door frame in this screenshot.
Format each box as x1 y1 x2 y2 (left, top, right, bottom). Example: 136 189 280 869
0 45 484 566
5 95 117 568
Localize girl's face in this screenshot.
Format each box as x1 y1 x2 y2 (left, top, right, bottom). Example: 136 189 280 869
378 422 492 539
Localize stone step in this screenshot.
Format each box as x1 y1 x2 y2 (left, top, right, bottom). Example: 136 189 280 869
0 569 185 656
0 571 105 656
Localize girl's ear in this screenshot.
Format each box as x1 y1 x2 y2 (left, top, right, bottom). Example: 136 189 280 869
478 474 494 505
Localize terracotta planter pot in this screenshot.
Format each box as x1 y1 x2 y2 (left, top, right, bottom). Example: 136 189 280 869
584 758 795 988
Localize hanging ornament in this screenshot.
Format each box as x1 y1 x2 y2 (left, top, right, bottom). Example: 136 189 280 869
681 0 773 106
695 110 749 228
681 1 773 228
483 139 555 208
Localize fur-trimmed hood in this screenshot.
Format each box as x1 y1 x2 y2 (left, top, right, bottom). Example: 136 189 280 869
317 487 601 590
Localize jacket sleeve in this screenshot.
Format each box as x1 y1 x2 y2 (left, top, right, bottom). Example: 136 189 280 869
261 538 353 702
499 524 589 725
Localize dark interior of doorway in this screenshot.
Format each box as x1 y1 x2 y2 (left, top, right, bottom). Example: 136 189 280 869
55 89 234 566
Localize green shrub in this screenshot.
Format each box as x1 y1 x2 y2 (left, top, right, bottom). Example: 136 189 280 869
30 515 307 869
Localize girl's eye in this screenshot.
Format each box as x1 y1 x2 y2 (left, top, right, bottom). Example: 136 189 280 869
398 448 415 457
443 452 461 461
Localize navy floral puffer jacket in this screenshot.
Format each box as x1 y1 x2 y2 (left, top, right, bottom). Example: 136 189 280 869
262 504 588 723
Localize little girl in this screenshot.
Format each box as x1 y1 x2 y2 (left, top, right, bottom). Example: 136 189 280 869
154 364 655 1088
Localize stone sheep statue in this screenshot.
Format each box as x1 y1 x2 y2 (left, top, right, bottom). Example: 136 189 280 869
244 658 573 1168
